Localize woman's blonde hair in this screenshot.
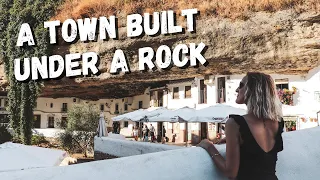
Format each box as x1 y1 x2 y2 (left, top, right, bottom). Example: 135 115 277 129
244 72 283 122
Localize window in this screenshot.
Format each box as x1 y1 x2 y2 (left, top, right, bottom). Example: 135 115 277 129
124 104 128 111
100 104 104 111
138 101 143 109
115 103 119 114
276 83 289 90
4 99 8 107
124 121 129 127
48 117 55 128
73 98 76 102
315 91 320 103
275 79 289 90
50 103 53 108
185 86 191 98
62 103 68 112
173 87 179 99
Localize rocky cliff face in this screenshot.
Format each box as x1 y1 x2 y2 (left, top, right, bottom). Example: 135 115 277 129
3 10 320 99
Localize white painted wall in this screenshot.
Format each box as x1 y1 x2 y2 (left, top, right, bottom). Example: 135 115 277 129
94 136 183 157
226 69 320 107
29 92 150 135
33 129 64 138
165 81 197 109
2 127 320 180
106 133 126 140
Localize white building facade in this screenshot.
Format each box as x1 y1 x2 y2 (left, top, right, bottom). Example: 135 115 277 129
0 66 319 141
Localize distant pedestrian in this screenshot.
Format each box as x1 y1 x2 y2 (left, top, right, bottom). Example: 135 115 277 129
143 125 149 142
150 124 155 142
162 126 166 144
142 125 146 140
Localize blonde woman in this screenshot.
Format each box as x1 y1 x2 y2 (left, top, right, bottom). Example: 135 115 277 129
199 72 284 180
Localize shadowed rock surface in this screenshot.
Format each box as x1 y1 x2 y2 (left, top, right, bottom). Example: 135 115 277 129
2 10 320 99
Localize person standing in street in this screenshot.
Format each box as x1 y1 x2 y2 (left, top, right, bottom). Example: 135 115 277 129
150 124 155 142
162 125 166 144
143 125 149 142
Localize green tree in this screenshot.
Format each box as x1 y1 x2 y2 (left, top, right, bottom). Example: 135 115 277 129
58 103 100 157
0 0 61 144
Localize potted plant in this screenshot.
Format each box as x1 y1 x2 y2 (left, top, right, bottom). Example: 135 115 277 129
285 121 296 131
277 87 297 105
292 121 296 131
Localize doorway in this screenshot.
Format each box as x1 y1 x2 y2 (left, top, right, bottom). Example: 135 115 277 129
200 122 208 140
199 79 207 104
157 122 163 142
113 122 120 134
217 77 226 103
48 117 55 128
33 115 41 128
158 91 164 107
61 117 68 128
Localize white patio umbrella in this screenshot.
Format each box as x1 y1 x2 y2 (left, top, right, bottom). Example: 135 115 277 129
148 106 196 146
189 103 247 122
132 107 172 122
97 113 107 137
112 107 160 121
148 107 196 122
112 109 145 122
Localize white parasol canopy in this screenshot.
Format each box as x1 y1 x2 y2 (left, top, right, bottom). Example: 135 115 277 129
148 106 196 122
188 103 247 122
132 107 172 122
112 107 160 122
97 113 107 137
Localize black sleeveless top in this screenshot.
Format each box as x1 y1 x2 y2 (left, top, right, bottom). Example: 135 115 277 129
231 115 284 180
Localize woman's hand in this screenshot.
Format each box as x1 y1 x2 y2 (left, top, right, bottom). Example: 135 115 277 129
198 139 213 150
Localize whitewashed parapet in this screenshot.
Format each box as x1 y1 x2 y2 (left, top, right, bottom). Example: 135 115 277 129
1 147 226 180
2 127 320 180
94 136 184 158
